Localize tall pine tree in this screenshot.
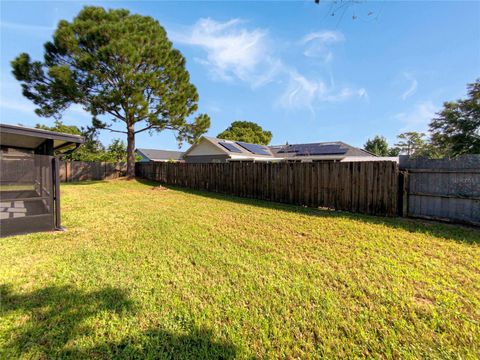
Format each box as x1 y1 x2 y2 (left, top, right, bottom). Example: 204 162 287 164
12 6 210 177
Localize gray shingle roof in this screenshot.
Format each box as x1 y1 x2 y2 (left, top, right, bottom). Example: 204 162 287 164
136 148 184 161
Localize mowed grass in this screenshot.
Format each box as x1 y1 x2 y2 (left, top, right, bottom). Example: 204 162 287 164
1 180 479 359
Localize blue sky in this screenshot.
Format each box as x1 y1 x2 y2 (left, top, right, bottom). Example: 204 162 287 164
1 1 479 150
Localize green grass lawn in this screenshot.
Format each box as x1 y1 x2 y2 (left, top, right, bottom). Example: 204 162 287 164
1 180 479 359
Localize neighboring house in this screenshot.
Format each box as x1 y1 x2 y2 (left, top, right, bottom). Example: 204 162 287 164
136 148 184 162
183 137 281 163
183 137 396 163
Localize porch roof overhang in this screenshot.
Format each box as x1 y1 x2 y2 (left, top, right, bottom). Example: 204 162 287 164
0 124 84 152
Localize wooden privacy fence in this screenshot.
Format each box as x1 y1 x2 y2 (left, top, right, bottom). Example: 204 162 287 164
59 161 127 182
400 155 480 226
136 161 399 216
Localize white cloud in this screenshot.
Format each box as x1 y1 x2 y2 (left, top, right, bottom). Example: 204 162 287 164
278 70 367 111
0 21 54 33
0 98 91 121
0 81 35 114
394 101 437 132
0 98 36 114
357 88 368 100
279 71 326 111
172 18 279 87
174 19 366 109
302 31 344 44
301 31 344 62
401 72 418 100
276 29 364 110
0 81 91 120
321 86 368 102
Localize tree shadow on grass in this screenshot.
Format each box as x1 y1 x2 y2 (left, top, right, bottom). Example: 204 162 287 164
61 178 135 186
136 179 480 245
69 327 238 359
0 284 237 359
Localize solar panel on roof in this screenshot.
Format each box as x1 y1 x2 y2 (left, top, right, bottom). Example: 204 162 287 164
278 144 347 156
218 141 242 153
276 145 297 154
236 142 270 156
298 144 346 156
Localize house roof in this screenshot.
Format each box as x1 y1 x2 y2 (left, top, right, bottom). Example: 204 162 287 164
269 142 374 158
0 123 84 151
184 137 375 160
184 137 275 158
208 136 275 157
136 148 184 161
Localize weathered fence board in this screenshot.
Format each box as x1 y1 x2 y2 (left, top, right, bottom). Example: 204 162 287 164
400 155 480 226
136 161 399 216
59 161 127 182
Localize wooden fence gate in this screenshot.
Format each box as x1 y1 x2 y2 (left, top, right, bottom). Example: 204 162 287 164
400 155 480 226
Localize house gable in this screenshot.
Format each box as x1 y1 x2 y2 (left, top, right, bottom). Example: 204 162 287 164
185 139 228 156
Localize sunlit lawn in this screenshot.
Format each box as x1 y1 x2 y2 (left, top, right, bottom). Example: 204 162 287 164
1 179 479 359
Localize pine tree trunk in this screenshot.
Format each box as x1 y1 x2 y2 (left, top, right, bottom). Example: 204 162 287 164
126 123 135 179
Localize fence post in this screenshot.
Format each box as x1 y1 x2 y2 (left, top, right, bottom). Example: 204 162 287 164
64 160 68 182
52 157 63 230
400 171 409 217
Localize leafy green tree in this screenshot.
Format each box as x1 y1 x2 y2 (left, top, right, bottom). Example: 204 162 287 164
363 136 389 156
36 120 106 160
412 142 444 159
364 135 400 156
387 147 400 156
217 121 273 145
394 132 428 156
11 6 210 178
105 139 127 162
429 80 480 156
36 120 81 136
36 120 133 161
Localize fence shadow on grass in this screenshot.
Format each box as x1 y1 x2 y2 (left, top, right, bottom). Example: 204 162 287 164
0 284 237 359
58 180 106 189
61 179 118 186
136 179 480 245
